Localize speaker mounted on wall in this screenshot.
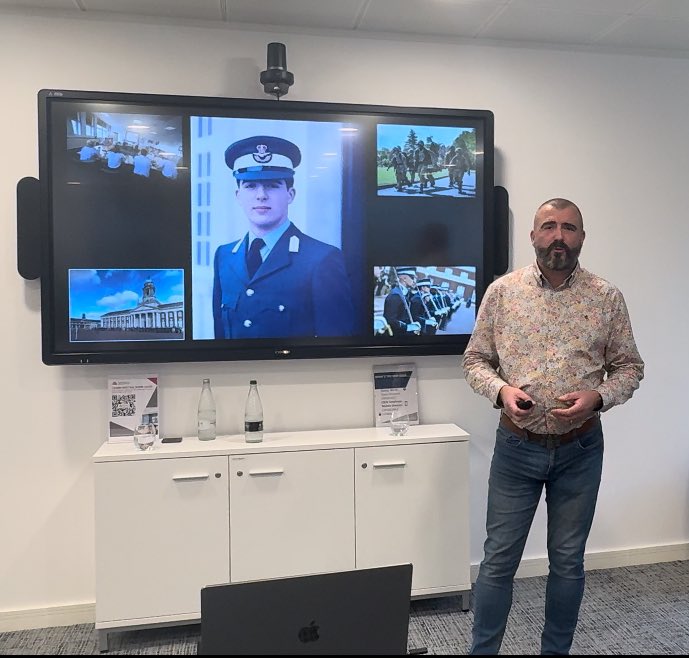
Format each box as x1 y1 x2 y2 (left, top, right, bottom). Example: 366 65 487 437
17 176 41 280
493 185 509 276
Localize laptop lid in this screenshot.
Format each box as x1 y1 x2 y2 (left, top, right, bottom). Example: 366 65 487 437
199 563 413 655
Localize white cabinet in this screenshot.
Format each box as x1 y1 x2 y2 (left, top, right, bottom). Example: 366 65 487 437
93 424 470 650
95 455 229 626
229 449 355 582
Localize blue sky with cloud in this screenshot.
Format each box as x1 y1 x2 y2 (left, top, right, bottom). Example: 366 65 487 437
377 124 474 151
69 269 184 319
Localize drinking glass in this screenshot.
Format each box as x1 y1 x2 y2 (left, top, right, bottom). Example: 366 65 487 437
134 423 157 451
389 409 409 436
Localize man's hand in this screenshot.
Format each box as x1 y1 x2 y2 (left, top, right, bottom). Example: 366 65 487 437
550 390 602 425
499 385 534 421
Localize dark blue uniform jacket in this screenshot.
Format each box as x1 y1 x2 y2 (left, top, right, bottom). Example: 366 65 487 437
213 222 354 339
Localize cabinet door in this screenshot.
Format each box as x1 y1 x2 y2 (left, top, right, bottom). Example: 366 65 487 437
230 449 355 583
95 456 229 623
355 442 470 594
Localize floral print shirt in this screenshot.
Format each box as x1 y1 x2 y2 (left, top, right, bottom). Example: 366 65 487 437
463 262 644 435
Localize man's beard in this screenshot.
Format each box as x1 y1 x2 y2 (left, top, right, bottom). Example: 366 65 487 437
535 240 581 271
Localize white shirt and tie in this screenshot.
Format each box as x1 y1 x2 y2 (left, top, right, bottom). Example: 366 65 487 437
246 221 291 277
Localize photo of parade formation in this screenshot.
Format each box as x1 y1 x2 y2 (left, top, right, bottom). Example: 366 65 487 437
68 269 185 342
377 124 477 197
373 265 476 337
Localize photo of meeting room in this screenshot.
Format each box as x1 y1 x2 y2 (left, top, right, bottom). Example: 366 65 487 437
65 111 184 183
377 124 477 197
373 265 476 338
68 268 185 342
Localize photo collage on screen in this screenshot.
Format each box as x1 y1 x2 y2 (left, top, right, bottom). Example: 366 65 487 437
50 99 485 356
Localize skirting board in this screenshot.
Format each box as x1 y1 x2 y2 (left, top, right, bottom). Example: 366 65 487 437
0 602 94 633
470 541 689 581
2 543 688 633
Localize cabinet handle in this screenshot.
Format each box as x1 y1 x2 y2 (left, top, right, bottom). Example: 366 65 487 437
372 461 407 469
172 474 210 482
248 469 284 477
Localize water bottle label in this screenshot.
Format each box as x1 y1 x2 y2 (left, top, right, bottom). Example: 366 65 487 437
245 421 263 432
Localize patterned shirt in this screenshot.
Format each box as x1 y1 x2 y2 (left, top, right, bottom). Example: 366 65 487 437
463 262 644 435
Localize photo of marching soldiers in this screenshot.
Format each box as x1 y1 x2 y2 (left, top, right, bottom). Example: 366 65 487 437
373 265 477 337
377 124 476 197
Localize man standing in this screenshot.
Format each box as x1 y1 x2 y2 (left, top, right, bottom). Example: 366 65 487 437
409 277 438 335
213 135 354 339
463 198 644 655
387 145 409 192
414 141 435 193
383 267 421 336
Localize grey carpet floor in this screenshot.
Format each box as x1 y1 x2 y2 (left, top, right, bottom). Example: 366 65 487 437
1 561 688 655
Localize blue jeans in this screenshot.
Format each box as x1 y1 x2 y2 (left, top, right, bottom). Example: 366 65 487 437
471 420 604 655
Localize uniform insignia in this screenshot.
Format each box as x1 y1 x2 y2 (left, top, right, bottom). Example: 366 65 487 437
289 235 300 253
252 144 272 163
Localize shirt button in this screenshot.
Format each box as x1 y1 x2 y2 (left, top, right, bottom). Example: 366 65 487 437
278 305 285 312
243 320 252 328
246 289 254 296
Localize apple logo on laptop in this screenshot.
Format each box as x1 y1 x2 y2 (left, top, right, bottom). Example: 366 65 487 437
298 620 320 644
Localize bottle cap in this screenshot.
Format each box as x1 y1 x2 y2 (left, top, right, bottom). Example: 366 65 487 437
250 379 257 385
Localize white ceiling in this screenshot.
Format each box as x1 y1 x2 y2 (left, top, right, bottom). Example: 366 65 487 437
4 0 689 56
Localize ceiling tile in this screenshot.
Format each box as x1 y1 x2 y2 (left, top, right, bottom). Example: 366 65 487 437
360 0 505 38
635 0 689 22
508 0 648 16
226 0 365 30
81 0 223 21
479 5 621 45
0 0 76 9
595 15 689 51
3 0 689 56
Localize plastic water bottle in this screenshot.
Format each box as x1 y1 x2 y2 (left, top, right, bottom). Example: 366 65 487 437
244 380 264 443
197 378 217 441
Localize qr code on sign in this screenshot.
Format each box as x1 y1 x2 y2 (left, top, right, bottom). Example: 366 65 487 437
112 394 136 417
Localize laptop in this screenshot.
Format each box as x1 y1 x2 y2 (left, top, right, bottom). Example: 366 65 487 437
199 563 413 655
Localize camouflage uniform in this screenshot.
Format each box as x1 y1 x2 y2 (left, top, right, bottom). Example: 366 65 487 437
415 143 435 192
388 147 409 191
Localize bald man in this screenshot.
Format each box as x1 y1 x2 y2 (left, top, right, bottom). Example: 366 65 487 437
463 198 644 655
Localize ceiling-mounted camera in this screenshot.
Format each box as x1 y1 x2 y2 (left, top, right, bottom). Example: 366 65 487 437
260 42 294 100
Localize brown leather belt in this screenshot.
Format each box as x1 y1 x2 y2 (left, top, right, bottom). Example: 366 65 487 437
500 414 599 448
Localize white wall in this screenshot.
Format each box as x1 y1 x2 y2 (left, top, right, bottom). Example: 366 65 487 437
1 10 687 615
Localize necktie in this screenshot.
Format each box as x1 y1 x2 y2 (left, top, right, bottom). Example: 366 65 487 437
246 238 265 278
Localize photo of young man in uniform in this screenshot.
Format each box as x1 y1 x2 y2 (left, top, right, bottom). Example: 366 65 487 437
210 135 355 339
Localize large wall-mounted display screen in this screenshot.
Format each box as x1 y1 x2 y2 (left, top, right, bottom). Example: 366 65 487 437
38 90 495 364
